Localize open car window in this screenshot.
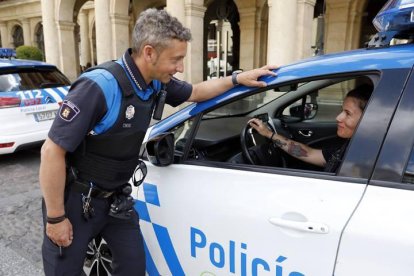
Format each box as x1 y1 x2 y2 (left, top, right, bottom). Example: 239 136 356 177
169 74 375 174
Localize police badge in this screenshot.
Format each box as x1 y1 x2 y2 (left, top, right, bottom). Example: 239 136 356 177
125 105 135 120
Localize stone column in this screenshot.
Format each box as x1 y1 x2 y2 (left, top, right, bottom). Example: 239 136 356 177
79 10 91 67
162 0 188 117
239 8 256 71
253 9 266 68
56 20 78 81
324 0 351 53
297 0 316 59
110 13 130 59
267 0 297 65
166 0 186 81
166 0 185 23
0 22 10 48
21 18 31 46
184 1 206 84
95 0 112 63
41 0 59 66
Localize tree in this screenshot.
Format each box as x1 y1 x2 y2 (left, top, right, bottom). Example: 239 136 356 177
16 45 43 61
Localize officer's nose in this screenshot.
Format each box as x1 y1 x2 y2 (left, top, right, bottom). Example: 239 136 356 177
176 60 184 73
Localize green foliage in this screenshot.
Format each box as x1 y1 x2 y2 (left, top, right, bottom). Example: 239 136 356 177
15 45 43 61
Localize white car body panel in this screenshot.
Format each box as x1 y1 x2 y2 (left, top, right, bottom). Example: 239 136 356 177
0 86 69 154
135 163 366 275
335 185 414 275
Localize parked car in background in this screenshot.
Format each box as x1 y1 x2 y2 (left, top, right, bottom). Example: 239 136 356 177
84 1 414 275
207 70 234 80
0 48 70 154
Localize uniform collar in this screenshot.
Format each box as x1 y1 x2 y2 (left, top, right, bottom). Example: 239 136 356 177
123 48 148 91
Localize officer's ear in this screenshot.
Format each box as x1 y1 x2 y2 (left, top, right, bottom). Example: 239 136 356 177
142 45 157 63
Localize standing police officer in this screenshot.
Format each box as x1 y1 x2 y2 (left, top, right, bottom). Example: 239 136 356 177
39 8 277 276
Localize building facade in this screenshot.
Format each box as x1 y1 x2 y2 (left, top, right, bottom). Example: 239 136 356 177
0 0 386 85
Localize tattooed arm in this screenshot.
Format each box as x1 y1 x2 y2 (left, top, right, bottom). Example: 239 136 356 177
248 118 326 167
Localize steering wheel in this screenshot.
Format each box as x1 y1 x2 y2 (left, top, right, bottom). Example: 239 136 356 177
240 123 257 164
240 120 287 167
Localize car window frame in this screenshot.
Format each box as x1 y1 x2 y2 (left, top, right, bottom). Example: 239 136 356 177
162 71 392 182
339 68 411 180
370 66 414 190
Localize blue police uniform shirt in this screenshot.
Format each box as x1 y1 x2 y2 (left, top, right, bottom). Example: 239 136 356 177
49 49 192 152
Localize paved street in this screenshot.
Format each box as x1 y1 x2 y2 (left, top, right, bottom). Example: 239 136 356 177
0 148 44 276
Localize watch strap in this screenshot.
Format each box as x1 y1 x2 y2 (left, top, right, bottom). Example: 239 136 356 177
232 71 240 86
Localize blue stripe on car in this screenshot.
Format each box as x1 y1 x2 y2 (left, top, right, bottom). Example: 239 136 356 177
42 88 63 103
143 239 160 276
153 223 185 276
135 182 185 275
134 200 150 223
51 87 67 100
143 183 160 206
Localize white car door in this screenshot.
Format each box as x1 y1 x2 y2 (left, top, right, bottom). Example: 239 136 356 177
136 163 366 276
335 80 414 275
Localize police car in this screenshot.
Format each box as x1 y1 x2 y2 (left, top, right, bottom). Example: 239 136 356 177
0 48 70 154
84 0 414 275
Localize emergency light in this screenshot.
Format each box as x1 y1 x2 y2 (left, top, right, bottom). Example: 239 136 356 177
0 48 16 59
369 0 414 47
373 0 414 32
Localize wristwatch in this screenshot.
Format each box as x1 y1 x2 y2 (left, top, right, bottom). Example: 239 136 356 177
231 70 243 86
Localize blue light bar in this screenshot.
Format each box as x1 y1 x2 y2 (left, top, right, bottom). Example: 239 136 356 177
0 48 16 59
373 0 414 32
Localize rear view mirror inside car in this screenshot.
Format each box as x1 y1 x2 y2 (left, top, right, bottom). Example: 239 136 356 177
289 103 318 119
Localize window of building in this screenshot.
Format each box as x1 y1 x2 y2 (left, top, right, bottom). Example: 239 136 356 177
12 25 23 48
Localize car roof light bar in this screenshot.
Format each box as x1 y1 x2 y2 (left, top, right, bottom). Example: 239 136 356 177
368 0 414 48
0 48 16 59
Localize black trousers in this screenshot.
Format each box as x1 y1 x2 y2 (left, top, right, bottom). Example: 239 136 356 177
42 188 145 276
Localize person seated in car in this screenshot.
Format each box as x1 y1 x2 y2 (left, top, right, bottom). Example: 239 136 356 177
248 84 372 172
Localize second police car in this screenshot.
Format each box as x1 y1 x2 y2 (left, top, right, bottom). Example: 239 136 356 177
83 0 414 275
0 48 70 154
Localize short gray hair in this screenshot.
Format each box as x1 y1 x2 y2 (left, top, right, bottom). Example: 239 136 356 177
132 8 192 54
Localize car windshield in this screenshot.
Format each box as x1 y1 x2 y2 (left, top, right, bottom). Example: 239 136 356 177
0 67 70 92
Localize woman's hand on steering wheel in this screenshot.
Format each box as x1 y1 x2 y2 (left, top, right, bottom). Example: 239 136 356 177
248 118 274 139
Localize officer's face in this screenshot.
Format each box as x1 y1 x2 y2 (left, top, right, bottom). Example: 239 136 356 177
336 96 363 139
151 39 187 83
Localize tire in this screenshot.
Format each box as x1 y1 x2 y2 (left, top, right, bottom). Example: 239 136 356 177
82 236 113 276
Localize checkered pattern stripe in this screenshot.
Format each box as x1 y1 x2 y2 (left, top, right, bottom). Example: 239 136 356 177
135 182 185 275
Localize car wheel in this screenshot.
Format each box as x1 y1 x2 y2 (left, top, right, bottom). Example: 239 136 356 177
82 236 113 276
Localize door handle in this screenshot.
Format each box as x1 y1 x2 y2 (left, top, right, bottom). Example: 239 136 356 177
269 217 329 234
298 130 313 137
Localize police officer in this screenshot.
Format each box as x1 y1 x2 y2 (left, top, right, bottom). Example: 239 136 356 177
39 8 277 276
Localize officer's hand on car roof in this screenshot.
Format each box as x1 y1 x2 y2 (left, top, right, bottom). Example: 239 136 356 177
236 65 278 87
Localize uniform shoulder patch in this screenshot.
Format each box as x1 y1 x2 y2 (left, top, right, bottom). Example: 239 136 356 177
59 100 80 122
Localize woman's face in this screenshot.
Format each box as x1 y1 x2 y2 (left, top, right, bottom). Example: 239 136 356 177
336 96 363 139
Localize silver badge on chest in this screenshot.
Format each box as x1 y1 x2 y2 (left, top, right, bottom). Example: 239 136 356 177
125 105 135 120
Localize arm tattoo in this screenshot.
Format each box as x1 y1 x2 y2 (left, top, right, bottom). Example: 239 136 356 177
287 142 308 157
273 138 287 148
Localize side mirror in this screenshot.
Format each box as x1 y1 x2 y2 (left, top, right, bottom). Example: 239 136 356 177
146 132 174 166
289 103 318 120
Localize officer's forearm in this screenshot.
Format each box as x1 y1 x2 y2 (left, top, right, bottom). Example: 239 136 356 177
189 76 234 102
39 139 67 218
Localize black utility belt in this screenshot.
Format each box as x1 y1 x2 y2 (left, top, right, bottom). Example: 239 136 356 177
71 180 115 199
